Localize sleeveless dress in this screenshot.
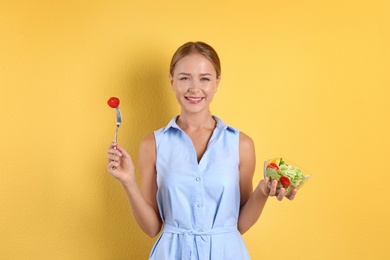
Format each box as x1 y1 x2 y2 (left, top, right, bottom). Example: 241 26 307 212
149 116 250 260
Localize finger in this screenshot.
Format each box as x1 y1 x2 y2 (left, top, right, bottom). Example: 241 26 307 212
260 178 270 196
108 146 122 155
269 179 278 196
277 188 286 201
107 154 120 164
287 188 298 200
108 161 119 171
107 149 123 158
107 152 117 163
108 142 118 149
263 177 270 186
108 147 120 157
114 144 131 159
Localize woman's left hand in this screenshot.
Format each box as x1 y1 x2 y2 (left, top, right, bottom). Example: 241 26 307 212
258 177 297 201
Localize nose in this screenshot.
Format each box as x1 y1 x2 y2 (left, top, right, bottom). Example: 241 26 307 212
188 86 200 94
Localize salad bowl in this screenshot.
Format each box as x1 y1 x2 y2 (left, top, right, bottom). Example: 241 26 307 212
264 158 311 196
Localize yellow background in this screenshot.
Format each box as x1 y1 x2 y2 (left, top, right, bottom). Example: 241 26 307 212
1 0 389 259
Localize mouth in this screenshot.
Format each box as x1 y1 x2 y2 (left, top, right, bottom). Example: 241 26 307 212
185 96 204 104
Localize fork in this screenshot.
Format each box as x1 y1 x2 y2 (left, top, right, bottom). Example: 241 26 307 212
114 106 122 144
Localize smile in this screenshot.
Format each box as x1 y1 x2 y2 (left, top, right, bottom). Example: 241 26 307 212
185 97 204 104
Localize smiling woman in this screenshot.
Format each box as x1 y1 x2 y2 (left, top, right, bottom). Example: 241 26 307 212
106 41 297 259
170 53 220 114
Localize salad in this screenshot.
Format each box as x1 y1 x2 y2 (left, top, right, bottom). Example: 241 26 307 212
264 158 310 195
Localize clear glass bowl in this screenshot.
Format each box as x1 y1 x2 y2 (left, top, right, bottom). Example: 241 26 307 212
264 158 312 195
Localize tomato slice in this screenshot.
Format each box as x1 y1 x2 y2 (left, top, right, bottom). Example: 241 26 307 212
107 97 120 108
279 176 291 188
266 163 279 170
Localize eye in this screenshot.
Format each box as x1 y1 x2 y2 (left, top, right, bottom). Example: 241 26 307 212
180 77 190 81
200 77 210 81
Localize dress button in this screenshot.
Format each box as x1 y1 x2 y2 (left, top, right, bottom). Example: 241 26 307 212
196 177 201 182
198 229 203 233
197 203 203 208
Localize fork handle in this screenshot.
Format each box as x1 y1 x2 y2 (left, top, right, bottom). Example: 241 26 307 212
114 126 119 147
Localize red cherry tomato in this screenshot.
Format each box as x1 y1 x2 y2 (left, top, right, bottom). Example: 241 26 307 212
279 176 291 188
107 97 120 108
266 163 279 170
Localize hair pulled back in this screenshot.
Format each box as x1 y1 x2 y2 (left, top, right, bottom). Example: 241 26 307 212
169 41 221 78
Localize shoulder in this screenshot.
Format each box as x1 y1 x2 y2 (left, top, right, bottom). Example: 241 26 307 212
141 133 156 145
239 131 255 165
140 133 155 147
239 132 255 150
139 133 156 160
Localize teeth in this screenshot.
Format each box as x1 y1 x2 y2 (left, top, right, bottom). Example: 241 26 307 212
187 97 202 101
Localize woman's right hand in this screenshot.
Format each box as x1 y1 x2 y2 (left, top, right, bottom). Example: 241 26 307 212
107 142 135 183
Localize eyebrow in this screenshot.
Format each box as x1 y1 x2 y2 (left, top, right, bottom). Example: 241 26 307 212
177 72 214 76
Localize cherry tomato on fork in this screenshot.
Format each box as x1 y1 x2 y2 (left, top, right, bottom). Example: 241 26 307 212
107 97 120 108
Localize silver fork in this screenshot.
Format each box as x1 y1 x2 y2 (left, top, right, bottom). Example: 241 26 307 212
111 107 122 169
114 106 122 144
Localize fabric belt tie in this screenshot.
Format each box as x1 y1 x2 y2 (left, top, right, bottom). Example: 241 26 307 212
162 223 238 260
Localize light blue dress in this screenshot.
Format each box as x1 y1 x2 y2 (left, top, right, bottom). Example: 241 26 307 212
149 116 250 260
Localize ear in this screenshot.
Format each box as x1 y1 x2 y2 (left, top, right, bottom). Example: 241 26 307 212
215 76 221 92
169 74 174 90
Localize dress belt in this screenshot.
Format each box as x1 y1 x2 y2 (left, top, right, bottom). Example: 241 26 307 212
162 223 238 260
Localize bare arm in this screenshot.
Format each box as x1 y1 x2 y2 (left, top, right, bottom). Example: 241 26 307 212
237 133 297 234
107 135 162 237
236 132 264 234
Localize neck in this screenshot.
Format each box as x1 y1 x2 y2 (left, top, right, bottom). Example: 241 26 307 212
176 111 215 131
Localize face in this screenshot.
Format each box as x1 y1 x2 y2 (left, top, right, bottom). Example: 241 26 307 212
170 53 220 114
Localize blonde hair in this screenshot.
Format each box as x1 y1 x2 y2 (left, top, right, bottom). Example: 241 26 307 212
169 41 221 78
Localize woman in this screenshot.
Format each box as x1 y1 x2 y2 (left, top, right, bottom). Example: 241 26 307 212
107 41 297 259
